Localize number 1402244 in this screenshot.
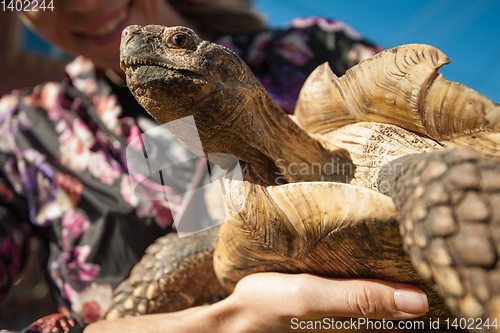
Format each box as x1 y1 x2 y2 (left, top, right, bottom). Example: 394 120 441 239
445 317 498 330
1 0 54 11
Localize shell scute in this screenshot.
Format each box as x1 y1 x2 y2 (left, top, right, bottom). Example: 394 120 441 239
295 44 500 158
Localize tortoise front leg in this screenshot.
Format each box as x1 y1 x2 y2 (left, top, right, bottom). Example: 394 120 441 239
105 226 224 319
379 148 500 329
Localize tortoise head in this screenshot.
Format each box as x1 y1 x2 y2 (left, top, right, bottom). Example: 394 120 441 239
120 25 257 126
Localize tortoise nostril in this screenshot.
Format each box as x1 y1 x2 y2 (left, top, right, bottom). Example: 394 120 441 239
121 27 134 40
121 25 144 40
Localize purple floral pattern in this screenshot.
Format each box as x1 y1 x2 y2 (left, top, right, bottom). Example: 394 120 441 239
88 151 121 186
274 30 314 66
120 174 176 229
246 31 274 67
258 66 307 114
18 149 63 226
291 17 363 40
0 56 177 322
61 210 90 250
64 282 112 324
51 245 100 285
50 210 110 323
50 210 99 284
0 94 29 154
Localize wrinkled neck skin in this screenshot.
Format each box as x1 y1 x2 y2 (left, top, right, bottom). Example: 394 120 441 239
133 77 354 185
214 86 354 185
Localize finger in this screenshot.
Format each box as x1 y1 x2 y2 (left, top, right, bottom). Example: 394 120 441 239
58 318 70 332
319 278 428 320
234 273 428 321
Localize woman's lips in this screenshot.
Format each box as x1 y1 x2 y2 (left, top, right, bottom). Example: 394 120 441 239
87 7 128 37
76 3 131 46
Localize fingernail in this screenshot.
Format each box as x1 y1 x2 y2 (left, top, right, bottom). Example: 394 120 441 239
394 289 429 314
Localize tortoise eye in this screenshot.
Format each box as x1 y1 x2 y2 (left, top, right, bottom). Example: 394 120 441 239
170 33 191 48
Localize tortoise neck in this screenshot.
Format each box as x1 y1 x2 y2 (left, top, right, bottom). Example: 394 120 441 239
146 84 355 185
216 89 355 184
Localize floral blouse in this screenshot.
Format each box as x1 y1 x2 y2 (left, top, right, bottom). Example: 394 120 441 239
0 17 380 332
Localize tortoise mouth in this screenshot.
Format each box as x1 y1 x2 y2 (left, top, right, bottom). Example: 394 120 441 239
120 56 174 71
120 56 203 78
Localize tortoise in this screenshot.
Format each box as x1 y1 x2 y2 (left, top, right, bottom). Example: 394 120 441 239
107 24 500 329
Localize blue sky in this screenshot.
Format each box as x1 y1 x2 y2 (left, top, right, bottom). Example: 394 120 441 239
255 0 500 104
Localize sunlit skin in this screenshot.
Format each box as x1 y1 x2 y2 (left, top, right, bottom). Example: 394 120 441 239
19 0 193 74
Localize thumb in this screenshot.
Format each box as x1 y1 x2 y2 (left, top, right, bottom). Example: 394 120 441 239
234 273 429 321
316 277 429 320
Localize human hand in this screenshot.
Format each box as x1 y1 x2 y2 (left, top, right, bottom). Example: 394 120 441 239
217 272 429 333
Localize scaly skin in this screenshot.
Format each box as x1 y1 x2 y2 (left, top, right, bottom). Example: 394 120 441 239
106 226 224 319
379 148 500 331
